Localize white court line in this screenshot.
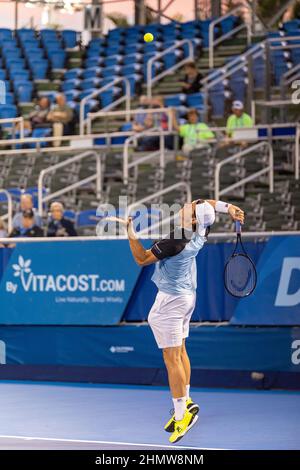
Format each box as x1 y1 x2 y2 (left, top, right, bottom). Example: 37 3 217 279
0 435 225 450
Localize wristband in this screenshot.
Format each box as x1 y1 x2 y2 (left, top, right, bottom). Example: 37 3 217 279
215 201 231 213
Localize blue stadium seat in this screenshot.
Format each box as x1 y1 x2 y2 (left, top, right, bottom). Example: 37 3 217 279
4 92 15 105
81 78 101 90
164 94 186 107
0 28 12 42
121 64 142 76
123 53 143 66
15 82 33 102
40 29 58 41
10 70 30 81
102 66 121 78
17 29 36 41
30 60 48 79
62 79 82 92
82 67 102 80
64 68 82 80
186 92 204 108
48 50 66 69
28 127 52 148
65 90 80 102
0 104 17 128
103 56 123 68
76 209 98 227
62 30 78 48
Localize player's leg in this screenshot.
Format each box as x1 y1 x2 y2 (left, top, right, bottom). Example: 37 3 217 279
181 295 200 416
148 292 198 442
181 339 199 416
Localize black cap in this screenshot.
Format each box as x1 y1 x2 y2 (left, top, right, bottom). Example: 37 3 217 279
22 209 34 218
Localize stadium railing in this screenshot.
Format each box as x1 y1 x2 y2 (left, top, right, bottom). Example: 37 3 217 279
86 107 173 136
37 150 102 217
79 76 131 135
208 5 252 69
214 141 274 201
203 35 300 120
146 39 194 99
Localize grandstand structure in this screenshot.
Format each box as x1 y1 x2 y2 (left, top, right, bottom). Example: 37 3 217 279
0 3 300 235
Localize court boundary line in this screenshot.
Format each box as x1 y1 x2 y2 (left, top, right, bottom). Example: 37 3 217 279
0 434 226 450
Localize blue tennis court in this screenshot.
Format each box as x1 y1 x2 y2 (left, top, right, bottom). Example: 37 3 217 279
0 381 299 450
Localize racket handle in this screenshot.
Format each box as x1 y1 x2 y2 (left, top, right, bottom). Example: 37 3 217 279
235 221 242 233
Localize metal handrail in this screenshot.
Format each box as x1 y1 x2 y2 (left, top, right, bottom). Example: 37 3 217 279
204 34 300 119
86 106 174 136
0 116 24 139
209 6 252 69
123 126 166 184
79 76 131 135
215 141 274 201
146 39 194 99
0 189 13 233
126 182 191 218
37 150 102 216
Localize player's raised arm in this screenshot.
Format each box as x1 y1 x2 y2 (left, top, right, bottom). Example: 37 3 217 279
125 217 158 266
205 200 245 224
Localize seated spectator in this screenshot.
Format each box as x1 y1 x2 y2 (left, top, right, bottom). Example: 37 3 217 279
12 194 42 230
226 100 254 138
9 209 44 238
132 95 152 132
47 94 74 146
180 61 203 95
172 108 215 156
132 96 159 151
47 202 77 237
29 96 51 129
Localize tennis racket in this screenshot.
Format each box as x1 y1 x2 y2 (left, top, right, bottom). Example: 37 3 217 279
224 221 257 298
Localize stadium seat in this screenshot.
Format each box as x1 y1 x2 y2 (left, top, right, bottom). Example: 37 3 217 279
48 50 66 69
62 30 78 48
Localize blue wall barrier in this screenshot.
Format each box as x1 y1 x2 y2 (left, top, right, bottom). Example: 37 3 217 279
0 236 299 326
0 325 299 388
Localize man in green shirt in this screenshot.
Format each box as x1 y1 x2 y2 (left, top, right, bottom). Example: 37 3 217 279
173 108 215 156
226 100 253 138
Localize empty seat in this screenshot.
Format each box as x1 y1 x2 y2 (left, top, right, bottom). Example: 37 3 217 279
62 30 78 48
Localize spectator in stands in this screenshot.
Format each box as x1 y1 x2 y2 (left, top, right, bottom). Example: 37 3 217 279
132 95 160 151
226 100 254 138
29 96 51 129
9 209 44 238
172 108 215 156
180 61 203 95
47 202 77 237
12 194 42 230
132 95 152 133
47 94 74 146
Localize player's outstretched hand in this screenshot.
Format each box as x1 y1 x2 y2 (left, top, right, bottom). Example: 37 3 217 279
228 204 244 224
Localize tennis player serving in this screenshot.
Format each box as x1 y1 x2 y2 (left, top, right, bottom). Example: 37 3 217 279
118 199 244 443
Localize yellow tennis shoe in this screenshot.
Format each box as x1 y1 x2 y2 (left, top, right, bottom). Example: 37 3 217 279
169 409 198 443
164 398 200 433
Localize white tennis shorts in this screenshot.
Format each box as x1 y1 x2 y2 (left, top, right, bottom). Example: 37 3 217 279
148 291 196 349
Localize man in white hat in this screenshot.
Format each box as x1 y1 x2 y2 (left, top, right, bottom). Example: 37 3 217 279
226 100 253 138
121 198 244 443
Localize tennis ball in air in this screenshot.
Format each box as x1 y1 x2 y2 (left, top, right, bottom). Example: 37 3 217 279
144 32 154 43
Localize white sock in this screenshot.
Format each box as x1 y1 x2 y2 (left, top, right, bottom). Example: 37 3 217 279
172 396 186 421
186 384 190 400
